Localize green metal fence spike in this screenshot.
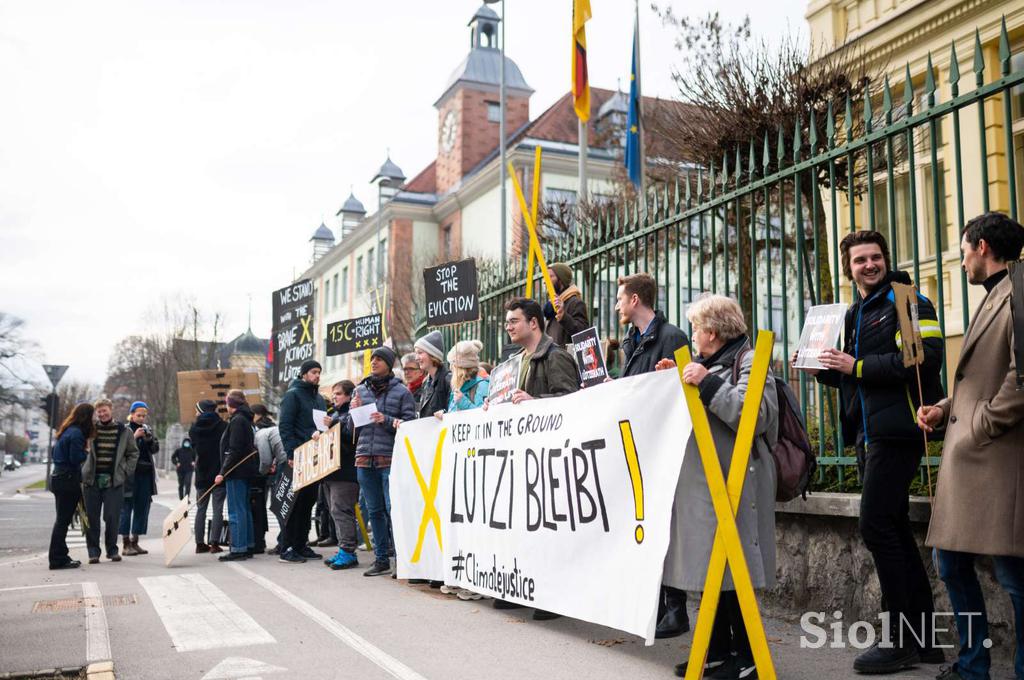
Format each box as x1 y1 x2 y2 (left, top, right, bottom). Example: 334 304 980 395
652 185 659 218
673 176 680 211
809 109 818 152
882 76 893 124
845 93 854 141
709 161 716 197
696 167 704 200
684 169 691 204
777 124 785 165
925 53 936 107
793 114 802 163
949 40 961 92
903 64 914 109
735 146 742 184
722 151 729 191
863 87 873 132
763 131 771 170
663 181 670 218
973 28 985 87
826 100 835 148
999 16 1011 76
748 139 756 179
633 199 640 229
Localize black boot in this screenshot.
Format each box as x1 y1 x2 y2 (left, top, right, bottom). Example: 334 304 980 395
852 641 919 674
656 586 690 639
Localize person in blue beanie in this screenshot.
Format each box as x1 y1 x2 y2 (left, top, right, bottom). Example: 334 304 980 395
119 401 159 556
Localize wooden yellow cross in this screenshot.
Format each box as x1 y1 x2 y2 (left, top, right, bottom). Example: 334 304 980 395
673 332 777 680
509 149 558 304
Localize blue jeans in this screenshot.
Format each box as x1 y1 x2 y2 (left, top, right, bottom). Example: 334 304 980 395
937 549 1024 679
226 479 254 554
357 466 391 564
118 491 152 536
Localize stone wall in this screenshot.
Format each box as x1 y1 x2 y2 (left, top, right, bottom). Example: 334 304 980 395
758 493 1015 662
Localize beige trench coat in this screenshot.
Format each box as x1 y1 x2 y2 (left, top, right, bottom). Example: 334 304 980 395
926 275 1024 557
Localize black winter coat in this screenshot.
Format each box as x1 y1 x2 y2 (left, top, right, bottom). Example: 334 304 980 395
279 377 327 459
325 403 358 483
417 365 452 418
126 421 159 497
621 311 691 377
817 270 945 445
189 412 228 488
219 405 259 480
544 294 590 347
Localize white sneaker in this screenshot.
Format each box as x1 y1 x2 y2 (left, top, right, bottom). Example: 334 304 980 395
456 588 483 601
439 584 460 595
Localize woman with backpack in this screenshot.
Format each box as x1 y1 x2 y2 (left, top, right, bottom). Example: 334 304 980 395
657 294 779 680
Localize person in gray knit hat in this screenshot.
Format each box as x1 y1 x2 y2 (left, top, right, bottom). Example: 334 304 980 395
414 331 451 419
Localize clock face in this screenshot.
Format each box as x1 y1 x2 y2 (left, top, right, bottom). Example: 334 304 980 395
441 110 458 152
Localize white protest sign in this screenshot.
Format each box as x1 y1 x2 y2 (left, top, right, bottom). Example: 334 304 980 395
349 403 379 428
312 409 329 432
390 369 691 643
793 303 848 369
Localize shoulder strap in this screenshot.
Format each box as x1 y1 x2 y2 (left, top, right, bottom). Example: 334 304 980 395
730 347 753 385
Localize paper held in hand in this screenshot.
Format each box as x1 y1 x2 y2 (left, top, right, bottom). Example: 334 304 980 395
350 403 379 428
312 409 329 432
793 303 849 369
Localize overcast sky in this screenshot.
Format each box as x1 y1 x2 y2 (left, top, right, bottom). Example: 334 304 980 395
0 0 809 388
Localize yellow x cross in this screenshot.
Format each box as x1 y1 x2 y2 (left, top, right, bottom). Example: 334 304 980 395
674 333 777 680
405 428 446 563
299 315 313 343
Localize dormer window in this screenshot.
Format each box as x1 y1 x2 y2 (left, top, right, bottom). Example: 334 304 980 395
487 101 501 123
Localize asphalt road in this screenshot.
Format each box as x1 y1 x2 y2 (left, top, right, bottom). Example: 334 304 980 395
0 466 1014 679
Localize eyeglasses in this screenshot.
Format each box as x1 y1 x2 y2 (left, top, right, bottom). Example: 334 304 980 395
504 319 522 327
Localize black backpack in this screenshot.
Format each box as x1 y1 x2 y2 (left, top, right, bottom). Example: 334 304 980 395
732 349 817 502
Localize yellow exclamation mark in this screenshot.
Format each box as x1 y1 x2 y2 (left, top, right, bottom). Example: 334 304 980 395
618 420 645 544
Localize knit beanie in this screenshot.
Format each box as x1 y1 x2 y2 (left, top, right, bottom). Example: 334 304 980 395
414 331 445 363
299 359 322 376
129 401 148 413
371 346 397 368
447 340 483 369
551 263 573 288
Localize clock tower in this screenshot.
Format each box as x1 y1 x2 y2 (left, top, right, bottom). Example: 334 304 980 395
434 5 533 194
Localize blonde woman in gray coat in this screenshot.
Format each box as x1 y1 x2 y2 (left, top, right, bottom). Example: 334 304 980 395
657 294 779 679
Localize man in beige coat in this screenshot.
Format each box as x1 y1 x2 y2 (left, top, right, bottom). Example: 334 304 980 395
918 211 1024 680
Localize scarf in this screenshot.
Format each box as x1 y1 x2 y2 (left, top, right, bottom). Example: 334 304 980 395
367 373 392 396
555 284 582 322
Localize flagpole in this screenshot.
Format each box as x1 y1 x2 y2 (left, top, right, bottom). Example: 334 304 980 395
578 120 588 205
635 0 646 201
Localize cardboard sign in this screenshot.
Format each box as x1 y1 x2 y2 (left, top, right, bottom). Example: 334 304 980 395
325 314 383 356
162 496 193 567
486 354 522 405
272 280 316 386
891 283 925 368
572 327 608 387
292 424 342 491
177 369 262 424
270 467 295 525
793 303 849 370
390 369 692 643
423 259 479 327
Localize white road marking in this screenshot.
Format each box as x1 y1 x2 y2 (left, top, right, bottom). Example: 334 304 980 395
138 573 275 652
82 581 111 662
227 563 428 680
201 656 287 679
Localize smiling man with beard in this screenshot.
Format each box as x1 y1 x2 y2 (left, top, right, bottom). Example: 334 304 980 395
795 230 946 674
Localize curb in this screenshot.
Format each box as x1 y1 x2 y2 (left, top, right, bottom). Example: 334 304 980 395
85 661 115 679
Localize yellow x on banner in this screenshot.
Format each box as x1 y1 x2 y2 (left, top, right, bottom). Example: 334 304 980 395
509 159 558 305
674 332 777 680
405 429 446 563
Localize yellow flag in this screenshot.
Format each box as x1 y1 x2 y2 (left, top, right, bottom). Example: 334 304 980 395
572 0 591 122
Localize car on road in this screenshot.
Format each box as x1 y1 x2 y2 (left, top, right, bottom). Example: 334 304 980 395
3 454 16 471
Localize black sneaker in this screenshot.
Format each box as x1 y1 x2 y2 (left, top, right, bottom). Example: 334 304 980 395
218 552 248 562
853 642 919 674
492 599 525 610
532 609 562 621
278 548 307 564
298 546 322 560
710 655 757 679
363 561 392 577
674 655 729 678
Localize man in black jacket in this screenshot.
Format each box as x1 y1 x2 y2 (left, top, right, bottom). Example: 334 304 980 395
189 400 228 553
796 231 945 674
277 359 327 564
615 272 692 639
214 390 260 561
171 438 195 500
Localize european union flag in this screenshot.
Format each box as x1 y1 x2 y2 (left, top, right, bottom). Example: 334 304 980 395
624 13 642 188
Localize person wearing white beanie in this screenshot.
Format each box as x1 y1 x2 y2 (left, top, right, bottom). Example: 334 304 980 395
414 331 451 418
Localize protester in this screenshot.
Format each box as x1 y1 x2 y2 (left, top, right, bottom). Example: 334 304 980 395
214 389 259 561
615 272 691 638
435 339 489 600
119 401 158 557
321 380 360 571
543 262 590 346
278 359 328 564
917 212 1024 680
794 230 945 674
190 399 228 554
253 404 286 555
490 298 578 618
401 352 425 402
349 346 416 577
657 294 778 679
171 437 195 501
48 403 93 570
81 398 137 564
415 330 451 418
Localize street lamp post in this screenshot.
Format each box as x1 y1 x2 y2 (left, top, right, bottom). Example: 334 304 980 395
485 0 506 277
41 364 68 491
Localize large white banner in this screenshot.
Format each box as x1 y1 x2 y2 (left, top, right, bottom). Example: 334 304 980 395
391 369 692 643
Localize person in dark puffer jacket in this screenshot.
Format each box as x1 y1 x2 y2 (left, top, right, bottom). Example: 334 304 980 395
796 231 945 674
349 346 416 577
215 390 259 561
190 400 228 553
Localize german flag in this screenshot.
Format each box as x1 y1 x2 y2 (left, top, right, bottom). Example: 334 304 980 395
572 0 591 122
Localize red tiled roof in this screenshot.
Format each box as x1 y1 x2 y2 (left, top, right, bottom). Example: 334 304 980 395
403 160 436 193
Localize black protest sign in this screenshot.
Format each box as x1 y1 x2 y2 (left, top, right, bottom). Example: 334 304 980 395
486 354 522 405
571 327 608 388
272 280 315 386
423 259 479 326
325 314 383 356
270 467 295 525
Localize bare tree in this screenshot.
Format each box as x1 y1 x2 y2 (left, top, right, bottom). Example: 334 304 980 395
0 312 40 408
55 380 102 425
